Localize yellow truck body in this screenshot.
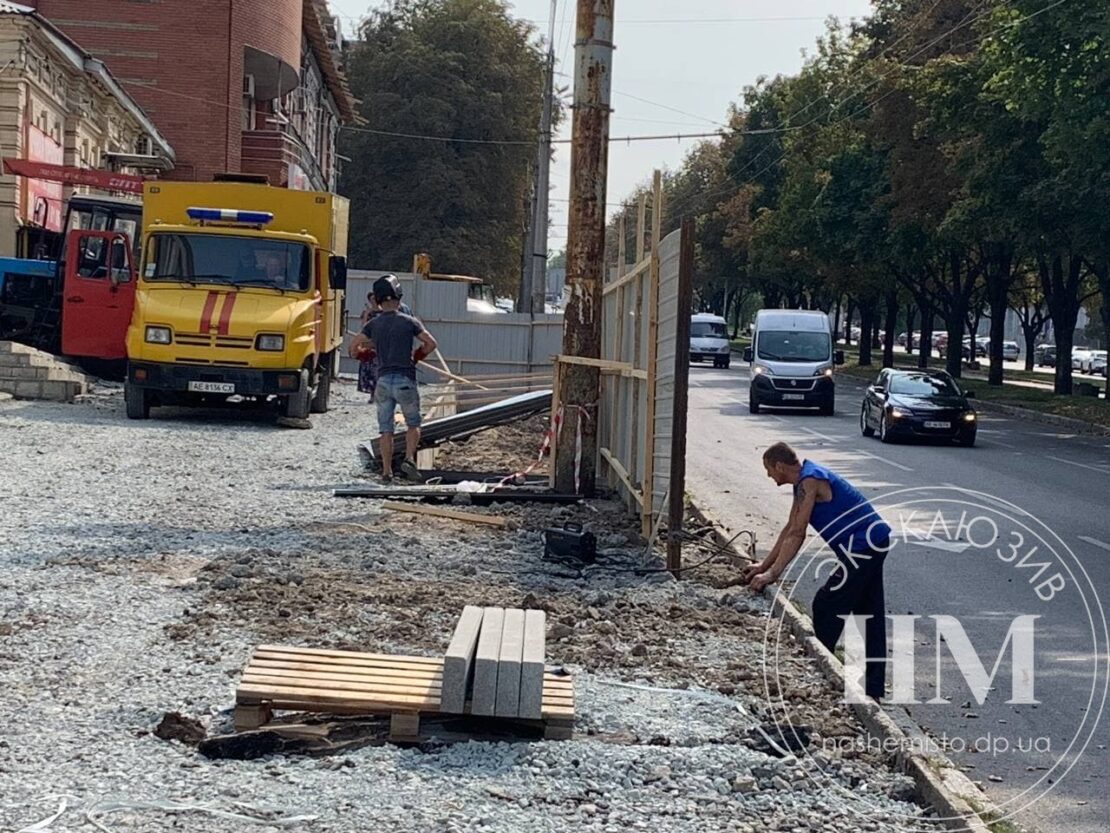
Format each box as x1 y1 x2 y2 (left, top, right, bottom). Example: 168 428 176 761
124 180 349 420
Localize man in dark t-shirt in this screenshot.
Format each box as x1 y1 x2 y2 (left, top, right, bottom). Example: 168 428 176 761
348 275 437 482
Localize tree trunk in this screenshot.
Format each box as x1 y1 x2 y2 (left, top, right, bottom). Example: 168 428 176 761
1040 252 1084 396
844 299 855 346
1022 324 1037 372
832 296 842 347
883 290 898 368
918 302 933 370
905 303 916 354
858 301 876 366
1094 258 1110 399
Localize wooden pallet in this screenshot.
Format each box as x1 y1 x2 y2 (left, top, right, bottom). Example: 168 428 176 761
235 644 575 740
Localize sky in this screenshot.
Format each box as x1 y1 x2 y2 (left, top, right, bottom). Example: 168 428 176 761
327 0 876 254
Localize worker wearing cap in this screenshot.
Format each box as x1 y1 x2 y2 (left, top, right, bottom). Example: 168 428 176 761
743 441 892 700
348 274 437 483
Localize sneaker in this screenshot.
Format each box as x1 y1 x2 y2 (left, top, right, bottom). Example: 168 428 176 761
399 459 424 483
379 473 395 485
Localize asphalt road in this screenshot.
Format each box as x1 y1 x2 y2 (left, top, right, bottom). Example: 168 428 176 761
685 363 1110 833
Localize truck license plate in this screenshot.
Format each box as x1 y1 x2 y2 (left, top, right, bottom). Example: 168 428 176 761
925 420 951 429
783 393 805 401
188 381 235 394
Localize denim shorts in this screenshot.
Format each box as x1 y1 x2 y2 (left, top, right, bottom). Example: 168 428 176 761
376 372 422 434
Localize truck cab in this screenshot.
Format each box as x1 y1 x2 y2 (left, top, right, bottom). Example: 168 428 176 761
124 181 348 421
743 309 844 415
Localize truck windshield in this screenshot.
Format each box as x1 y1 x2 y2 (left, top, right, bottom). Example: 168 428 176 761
757 330 830 362
691 321 727 338
145 233 310 291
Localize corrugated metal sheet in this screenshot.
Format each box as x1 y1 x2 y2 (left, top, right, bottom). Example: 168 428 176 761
651 230 682 523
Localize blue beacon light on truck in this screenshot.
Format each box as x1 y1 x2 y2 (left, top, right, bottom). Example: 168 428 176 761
186 207 274 225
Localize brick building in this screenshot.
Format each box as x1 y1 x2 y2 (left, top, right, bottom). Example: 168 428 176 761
28 0 356 190
0 2 174 257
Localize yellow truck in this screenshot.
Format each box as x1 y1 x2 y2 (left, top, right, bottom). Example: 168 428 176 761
124 178 348 421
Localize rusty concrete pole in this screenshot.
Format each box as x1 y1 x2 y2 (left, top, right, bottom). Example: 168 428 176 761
554 0 615 496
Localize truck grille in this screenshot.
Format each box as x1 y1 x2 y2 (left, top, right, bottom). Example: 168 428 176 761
173 332 253 350
771 378 816 391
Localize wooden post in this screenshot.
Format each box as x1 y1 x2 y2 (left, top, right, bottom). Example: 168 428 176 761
641 171 663 538
555 0 616 496
668 218 695 574
608 213 628 488
548 357 563 488
628 199 647 500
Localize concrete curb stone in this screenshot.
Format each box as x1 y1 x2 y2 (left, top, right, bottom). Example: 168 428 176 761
688 501 998 833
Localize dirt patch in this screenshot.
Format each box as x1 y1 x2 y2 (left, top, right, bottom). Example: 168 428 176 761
434 413 551 475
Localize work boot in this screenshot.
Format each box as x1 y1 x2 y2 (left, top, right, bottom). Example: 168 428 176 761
399 459 424 483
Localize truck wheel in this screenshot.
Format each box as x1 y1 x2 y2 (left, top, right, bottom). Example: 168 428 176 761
820 398 835 416
749 391 761 415
723 357 731 369
281 369 311 420
124 380 150 420
310 351 333 414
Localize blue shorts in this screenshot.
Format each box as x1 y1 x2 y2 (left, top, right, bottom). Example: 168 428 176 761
376 372 422 434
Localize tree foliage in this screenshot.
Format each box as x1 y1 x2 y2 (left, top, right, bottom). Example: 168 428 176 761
340 0 547 296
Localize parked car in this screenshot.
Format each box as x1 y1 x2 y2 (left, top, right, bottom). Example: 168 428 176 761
1081 349 1107 375
1072 348 1094 371
1090 353 1108 377
689 313 732 369
1002 341 1021 362
860 368 977 446
1034 344 1056 367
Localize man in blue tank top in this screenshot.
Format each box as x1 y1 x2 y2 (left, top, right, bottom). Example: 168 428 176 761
743 441 892 700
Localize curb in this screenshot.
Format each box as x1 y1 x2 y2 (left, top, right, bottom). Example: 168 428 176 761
688 501 1000 833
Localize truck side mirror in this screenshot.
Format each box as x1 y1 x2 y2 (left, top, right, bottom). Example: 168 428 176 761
835 350 845 365
108 235 133 287
743 347 753 362
329 255 348 291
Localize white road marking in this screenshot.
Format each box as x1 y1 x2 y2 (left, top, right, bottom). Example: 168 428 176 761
1078 536 1110 554
1046 455 1110 475
801 427 839 442
858 450 914 472
986 438 1018 449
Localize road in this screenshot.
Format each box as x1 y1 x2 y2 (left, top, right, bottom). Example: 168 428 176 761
685 363 1110 833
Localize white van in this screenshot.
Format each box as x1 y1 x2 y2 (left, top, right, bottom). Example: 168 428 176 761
690 313 732 369
743 309 843 415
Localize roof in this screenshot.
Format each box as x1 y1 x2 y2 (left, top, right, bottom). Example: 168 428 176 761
303 0 358 124
0 3 175 163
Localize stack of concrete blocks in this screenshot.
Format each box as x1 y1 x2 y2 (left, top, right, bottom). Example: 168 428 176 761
0 341 89 402
441 605 547 720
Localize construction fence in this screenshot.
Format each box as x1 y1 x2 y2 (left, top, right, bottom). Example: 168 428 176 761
552 171 693 568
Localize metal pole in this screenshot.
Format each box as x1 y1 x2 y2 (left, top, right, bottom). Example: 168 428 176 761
554 0 615 496
530 1 558 314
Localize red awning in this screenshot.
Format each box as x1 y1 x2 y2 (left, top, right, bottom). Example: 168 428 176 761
3 158 144 195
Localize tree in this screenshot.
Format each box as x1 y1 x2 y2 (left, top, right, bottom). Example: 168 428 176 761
340 0 547 296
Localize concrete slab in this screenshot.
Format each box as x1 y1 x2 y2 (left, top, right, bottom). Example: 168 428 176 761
519 609 547 719
440 605 484 714
494 608 525 717
471 607 504 716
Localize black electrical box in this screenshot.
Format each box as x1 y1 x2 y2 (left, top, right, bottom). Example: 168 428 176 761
543 522 597 565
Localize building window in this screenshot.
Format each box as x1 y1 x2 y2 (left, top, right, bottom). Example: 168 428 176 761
242 75 256 130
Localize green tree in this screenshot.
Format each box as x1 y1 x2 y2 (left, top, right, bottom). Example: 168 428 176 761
340 0 547 296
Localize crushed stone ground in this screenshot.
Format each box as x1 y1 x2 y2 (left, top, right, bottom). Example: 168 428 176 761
0 380 939 832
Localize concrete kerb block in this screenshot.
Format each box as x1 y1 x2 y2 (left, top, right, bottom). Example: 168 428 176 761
519 609 546 720
495 608 525 717
687 501 995 833
471 607 505 716
440 605 484 714
0 340 34 354
11 381 41 399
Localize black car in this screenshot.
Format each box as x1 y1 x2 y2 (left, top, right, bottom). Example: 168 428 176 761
860 369 977 446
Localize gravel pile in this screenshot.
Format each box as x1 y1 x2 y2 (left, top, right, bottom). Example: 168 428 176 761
0 383 937 832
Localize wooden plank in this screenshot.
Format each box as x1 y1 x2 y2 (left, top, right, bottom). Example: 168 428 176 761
599 447 644 507
441 605 483 714
237 682 440 710
471 607 504 716
519 610 546 720
495 609 525 717
242 673 441 699
389 712 421 741
601 256 651 296
642 170 663 539
233 703 272 731
382 502 507 528
555 355 634 373
636 192 647 262
255 645 442 666
252 653 442 674
249 658 443 682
